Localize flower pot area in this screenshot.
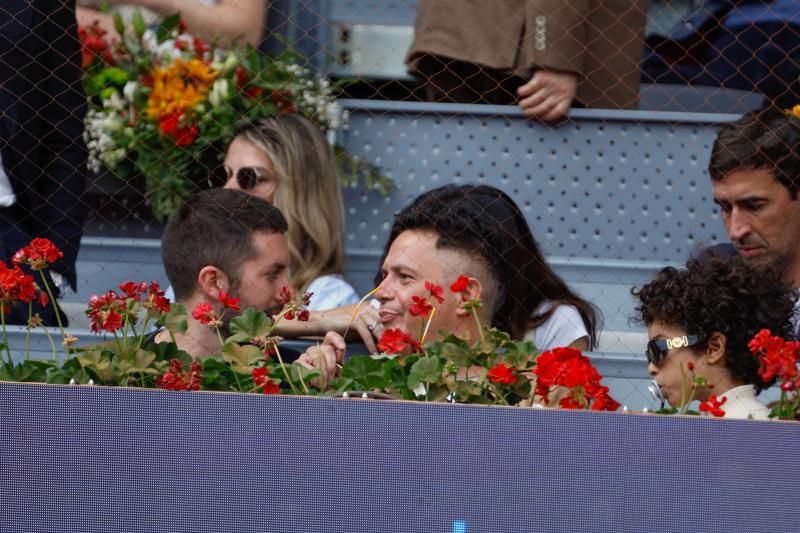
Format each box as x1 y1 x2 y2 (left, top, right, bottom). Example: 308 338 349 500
1 382 796 532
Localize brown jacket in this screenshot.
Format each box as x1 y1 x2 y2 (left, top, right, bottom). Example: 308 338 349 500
406 0 647 109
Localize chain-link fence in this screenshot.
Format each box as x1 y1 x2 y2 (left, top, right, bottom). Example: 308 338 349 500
2 0 799 410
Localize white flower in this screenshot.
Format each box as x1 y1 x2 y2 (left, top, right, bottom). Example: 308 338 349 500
208 79 231 108
222 52 239 74
105 91 125 111
141 29 158 54
123 81 138 102
156 39 179 61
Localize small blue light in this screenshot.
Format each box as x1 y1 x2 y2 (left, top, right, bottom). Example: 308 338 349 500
453 520 467 533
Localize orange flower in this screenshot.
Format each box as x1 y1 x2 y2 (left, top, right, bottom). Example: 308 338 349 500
146 58 218 121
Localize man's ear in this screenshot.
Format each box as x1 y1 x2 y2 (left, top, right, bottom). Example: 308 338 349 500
704 331 727 365
454 276 483 317
197 266 229 301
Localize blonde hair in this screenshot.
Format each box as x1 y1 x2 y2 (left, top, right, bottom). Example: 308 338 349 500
235 115 345 292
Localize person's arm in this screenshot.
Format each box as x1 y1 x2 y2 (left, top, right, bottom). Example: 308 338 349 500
111 0 267 45
515 0 592 120
272 302 384 354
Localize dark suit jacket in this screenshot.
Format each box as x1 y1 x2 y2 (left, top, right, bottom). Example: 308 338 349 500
0 0 88 290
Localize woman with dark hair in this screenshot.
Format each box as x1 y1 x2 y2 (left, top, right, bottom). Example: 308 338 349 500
633 257 797 419
374 184 600 349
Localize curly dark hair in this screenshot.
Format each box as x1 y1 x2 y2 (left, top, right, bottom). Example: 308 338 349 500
632 257 797 392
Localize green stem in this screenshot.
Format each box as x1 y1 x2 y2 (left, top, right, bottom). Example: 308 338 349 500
41 325 57 360
274 343 303 394
470 306 486 347
679 364 688 414
1 301 11 364
39 271 66 343
25 301 32 360
136 316 150 351
214 324 225 347
122 313 129 351
112 330 122 354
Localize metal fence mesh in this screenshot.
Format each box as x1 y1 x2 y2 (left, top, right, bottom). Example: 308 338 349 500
2 0 799 409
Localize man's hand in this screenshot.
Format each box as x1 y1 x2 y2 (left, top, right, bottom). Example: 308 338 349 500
517 70 578 121
296 331 346 389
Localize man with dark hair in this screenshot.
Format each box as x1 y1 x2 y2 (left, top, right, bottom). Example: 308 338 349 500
158 188 290 357
707 105 800 287
301 184 595 382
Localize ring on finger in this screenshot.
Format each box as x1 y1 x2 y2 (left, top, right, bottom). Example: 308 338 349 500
367 321 377 331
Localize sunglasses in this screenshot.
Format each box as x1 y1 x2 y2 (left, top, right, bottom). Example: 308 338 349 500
208 166 275 190
645 335 700 366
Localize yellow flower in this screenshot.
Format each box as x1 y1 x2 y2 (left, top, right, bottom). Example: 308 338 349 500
787 105 800 119
146 58 218 120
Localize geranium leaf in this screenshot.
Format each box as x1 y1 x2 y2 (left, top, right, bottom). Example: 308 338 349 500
222 342 263 370
163 303 188 335
407 356 442 389
228 308 273 341
340 356 387 390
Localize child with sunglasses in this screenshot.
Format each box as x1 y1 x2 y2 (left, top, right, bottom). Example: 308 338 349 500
632 257 797 419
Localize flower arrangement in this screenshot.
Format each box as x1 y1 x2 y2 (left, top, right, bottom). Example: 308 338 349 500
0 238 620 411
79 12 392 220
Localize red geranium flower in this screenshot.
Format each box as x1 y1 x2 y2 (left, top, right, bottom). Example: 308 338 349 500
157 359 202 391
450 275 470 294
297 310 310 322
749 329 800 383
377 328 421 355
425 281 445 304
487 363 517 385
192 302 219 327
218 291 241 312
86 290 125 333
0 261 36 304
534 346 619 411
408 295 433 317
119 281 147 299
276 286 293 306
13 238 64 271
144 282 171 314
252 367 279 394
699 395 727 417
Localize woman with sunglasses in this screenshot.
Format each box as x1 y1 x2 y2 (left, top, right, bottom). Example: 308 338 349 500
221 114 359 311
632 257 797 419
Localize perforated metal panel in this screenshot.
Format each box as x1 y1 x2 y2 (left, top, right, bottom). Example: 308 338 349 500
340 101 735 263
2 383 797 532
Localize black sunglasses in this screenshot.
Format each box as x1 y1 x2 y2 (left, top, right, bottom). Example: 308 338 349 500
208 166 273 190
646 335 700 366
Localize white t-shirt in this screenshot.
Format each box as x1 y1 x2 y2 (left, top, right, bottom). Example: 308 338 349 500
524 300 589 351
305 274 359 311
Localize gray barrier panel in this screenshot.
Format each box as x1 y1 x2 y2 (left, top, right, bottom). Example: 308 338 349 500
1 383 797 532
338 100 736 264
